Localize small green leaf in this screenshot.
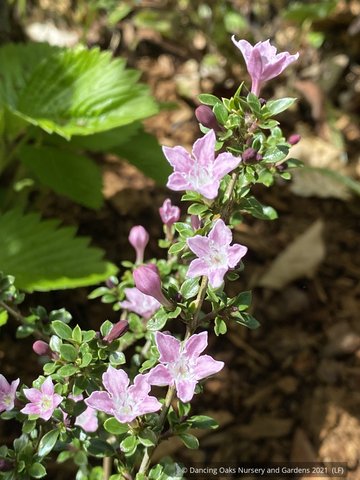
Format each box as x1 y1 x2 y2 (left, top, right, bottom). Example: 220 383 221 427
180 278 200 300
213 103 228 125
60 344 78 362
174 222 193 238
233 312 260 329
286 158 304 169
247 93 261 116
197 94 221 106
38 429 59 458
57 364 79 376
214 317 227 336
22 420 36 434
138 429 157 447
74 450 88 466
187 203 208 215
177 433 199 449
86 439 115 457
104 418 128 435
72 325 82 343
168 242 186 255
262 145 289 163
188 415 218 429
52 321 72 340
147 309 168 331
120 435 138 453
28 463 46 478
265 98 296 116
234 291 252 311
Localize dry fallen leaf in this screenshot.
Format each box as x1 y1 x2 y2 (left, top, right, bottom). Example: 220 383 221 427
258 219 326 290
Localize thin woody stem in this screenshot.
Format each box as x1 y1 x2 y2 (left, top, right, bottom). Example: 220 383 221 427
0 301 48 341
139 385 176 475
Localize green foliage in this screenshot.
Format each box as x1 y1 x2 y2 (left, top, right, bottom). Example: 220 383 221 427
0 209 117 291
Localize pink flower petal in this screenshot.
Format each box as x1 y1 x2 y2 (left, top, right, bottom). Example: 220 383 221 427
156 332 181 363
21 403 42 416
186 235 209 258
183 332 208 361
162 145 193 171
208 267 228 288
192 130 215 167
193 355 224 380
137 397 162 416
212 152 240 179
176 379 197 403
103 366 129 399
227 244 248 267
0 375 10 395
147 364 174 386
166 172 193 192
85 391 114 416
186 258 208 280
209 219 232 247
23 388 43 404
41 377 54 396
128 374 151 402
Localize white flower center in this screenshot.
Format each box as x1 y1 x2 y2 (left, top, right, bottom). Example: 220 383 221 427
41 395 53 411
206 240 227 268
170 357 193 382
190 164 212 189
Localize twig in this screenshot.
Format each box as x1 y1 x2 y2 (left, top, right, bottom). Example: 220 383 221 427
0 301 48 341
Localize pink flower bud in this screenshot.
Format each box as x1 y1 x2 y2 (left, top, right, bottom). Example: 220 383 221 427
195 105 223 132
103 320 129 344
242 148 262 165
191 215 203 231
159 199 180 228
33 340 52 357
129 226 149 264
287 134 301 146
133 266 173 309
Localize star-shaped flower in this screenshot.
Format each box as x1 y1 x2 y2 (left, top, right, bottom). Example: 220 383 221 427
21 377 62 421
163 130 240 199
232 37 299 97
186 219 248 288
0 375 19 412
119 287 160 320
85 366 161 424
148 331 224 403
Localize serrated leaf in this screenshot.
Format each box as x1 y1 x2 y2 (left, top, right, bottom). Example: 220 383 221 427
0 43 158 138
38 429 59 458
108 127 171 186
104 418 128 435
177 433 199 449
18 145 103 210
0 209 117 291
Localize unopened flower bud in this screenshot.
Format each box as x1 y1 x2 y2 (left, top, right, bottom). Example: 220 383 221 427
191 215 203 232
259 98 267 107
0 460 14 472
159 199 180 229
133 266 173 310
173 292 183 303
147 263 159 274
195 105 223 132
276 161 288 172
129 226 149 265
287 134 301 146
94 331 101 339
103 320 129 344
242 148 262 165
33 340 52 357
105 278 115 289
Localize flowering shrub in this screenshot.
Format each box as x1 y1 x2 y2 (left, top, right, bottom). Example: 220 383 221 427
0 37 301 480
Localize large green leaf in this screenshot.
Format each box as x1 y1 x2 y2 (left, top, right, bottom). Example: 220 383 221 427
0 209 118 291
18 145 103 210
0 43 158 139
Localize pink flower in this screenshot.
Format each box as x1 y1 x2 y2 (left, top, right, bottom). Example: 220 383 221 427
186 219 248 288
67 394 98 433
148 331 224 403
232 37 299 97
129 226 149 264
163 130 240 199
103 320 129 344
133 265 173 309
21 377 62 421
159 199 180 228
85 366 161 424
0 375 19 412
119 288 160 320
